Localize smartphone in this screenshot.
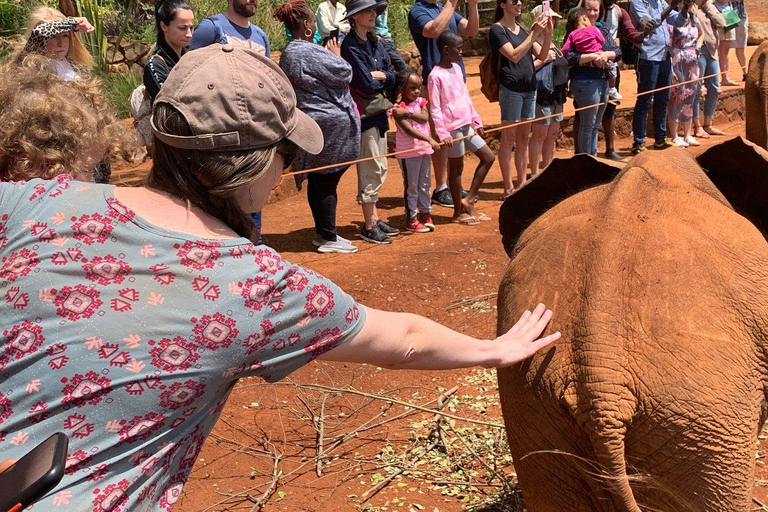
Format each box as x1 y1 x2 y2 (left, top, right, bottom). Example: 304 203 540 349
542 0 551 16
330 28 340 40
0 433 69 512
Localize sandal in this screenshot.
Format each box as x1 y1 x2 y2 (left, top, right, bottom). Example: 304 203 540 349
453 213 479 225
475 212 491 222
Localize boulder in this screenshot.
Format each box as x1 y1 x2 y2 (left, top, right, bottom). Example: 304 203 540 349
122 42 151 64
748 22 768 46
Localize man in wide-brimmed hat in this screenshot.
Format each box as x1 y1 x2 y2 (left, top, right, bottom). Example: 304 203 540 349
407 0 480 210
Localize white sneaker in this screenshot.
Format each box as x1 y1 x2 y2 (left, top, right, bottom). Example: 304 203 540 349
683 135 700 147
313 234 350 247
671 137 689 147
317 237 358 254
607 87 623 100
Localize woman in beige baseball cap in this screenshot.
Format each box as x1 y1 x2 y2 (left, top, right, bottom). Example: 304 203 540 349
0 44 558 509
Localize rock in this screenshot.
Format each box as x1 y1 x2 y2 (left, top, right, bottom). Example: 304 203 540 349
129 62 145 79
108 62 130 75
748 22 768 46
122 42 151 64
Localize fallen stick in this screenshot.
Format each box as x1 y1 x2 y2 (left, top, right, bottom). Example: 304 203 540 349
361 386 458 502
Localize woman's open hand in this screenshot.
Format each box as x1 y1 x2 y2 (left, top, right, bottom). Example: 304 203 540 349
488 303 560 368
74 17 95 33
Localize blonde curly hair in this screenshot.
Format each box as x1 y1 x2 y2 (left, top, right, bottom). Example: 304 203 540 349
0 55 125 182
21 6 94 70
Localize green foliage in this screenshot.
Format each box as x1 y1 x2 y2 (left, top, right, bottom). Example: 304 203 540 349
78 0 109 72
0 0 47 36
102 70 140 118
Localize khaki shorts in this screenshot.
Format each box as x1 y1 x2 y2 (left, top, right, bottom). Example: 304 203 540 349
732 16 748 49
357 126 388 204
718 25 736 42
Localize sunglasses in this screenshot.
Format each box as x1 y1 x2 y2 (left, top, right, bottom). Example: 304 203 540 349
277 139 298 171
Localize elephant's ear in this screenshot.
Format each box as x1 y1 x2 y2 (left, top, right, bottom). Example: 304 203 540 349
696 137 768 241
499 154 622 256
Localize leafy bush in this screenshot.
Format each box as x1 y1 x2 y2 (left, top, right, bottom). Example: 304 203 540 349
0 0 43 36
102 70 140 118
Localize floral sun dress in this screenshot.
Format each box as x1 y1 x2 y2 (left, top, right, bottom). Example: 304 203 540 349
668 15 701 122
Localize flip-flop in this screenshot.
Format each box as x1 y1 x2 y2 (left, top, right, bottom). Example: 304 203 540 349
453 214 479 226
475 213 491 222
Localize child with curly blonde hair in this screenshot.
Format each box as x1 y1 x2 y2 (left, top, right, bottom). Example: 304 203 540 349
0 56 124 182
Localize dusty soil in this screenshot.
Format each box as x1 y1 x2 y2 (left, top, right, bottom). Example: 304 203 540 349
110 33 768 512
749 0 768 23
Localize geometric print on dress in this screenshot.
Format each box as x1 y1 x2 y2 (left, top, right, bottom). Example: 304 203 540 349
53 284 103 321
191 312 238 350
118 411 166 445
0 248 40 282
240 275 275 311
175 240 221 271
91 477 130 512
61 371 112 408
70 212 114 245
304 283 335 318
4 320 44 359
158 379 205 410
83 255 132 285
149 336 201 373
0 392 12 426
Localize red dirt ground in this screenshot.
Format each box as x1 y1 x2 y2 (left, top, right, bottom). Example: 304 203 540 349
111 15 768 511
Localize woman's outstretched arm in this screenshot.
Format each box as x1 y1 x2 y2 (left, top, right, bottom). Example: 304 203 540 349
319 303 560 370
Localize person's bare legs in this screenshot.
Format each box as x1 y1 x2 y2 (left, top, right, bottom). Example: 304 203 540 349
668 116 679 141
448 157 463 218
735 46 747 79
702 115 726 135
542 121 560 169
461 145 495 219
362 202 378 230
529 122 547 176
719 40 738 85
681 119 692 139
515 122 532 188
431 146 449 191
499 125 515 197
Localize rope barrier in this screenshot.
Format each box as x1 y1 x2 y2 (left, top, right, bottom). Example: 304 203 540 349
280 70 731 182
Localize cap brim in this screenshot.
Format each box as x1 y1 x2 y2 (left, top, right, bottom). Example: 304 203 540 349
286 108 324 155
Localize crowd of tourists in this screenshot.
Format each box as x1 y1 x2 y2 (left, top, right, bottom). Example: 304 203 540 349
0 0 749 254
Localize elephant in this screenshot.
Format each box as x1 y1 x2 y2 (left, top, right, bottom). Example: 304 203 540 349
746 41 768 150
495 138 768 512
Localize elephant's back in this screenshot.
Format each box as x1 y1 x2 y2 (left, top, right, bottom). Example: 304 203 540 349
497 161 768 459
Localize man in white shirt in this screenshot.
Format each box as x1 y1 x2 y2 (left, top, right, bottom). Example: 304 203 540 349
316 0 351 44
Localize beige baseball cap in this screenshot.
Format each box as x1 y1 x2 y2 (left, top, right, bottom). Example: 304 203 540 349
151 44 323 154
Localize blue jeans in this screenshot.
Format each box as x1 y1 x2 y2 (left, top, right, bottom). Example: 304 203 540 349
250 211 262 244
571 78 608 156
693 45 720 120
633 57 672 145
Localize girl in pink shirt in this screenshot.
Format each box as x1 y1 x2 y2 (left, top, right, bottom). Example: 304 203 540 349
428 31 495 225
562 11 621 99
390 70 440 233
